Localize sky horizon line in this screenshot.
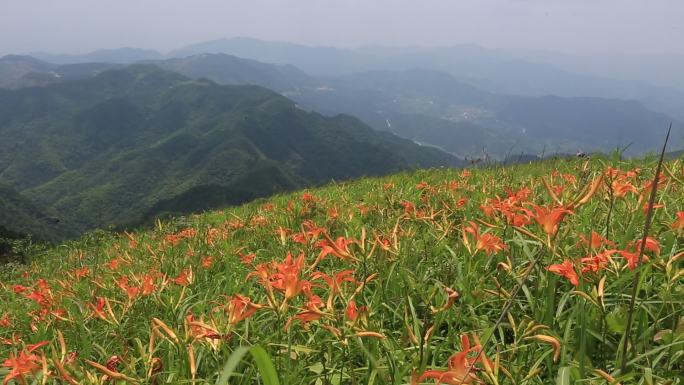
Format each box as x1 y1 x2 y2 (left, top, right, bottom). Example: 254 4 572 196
6 36 683 59
2 1 683 57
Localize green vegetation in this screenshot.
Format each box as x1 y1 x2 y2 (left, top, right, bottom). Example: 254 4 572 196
0 64 461 238
5 54 682 159
0 156 682 384
0 184 74 242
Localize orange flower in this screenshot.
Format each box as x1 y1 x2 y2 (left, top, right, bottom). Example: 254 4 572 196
612 180 637 198
618 250 649 271
172 268 193 287
285 297 326 330
0 314 10 328
311 270 357 308
412 335 487 384
2 341 47 385
528 205 573 235
116 277 140 300
579 231 615 250
547 259 580 286
239 252 256 266
463 222 507 255
201 256 214 269
89 297 109 320
580 250 616 274
226 295 262 325
185 314 222 340
672 212 684 231
431 287 460 314
72 267 90 280
291 221 326 245
315 237 356 263
270 253 309 300
345 300 358 322
634 236 660 256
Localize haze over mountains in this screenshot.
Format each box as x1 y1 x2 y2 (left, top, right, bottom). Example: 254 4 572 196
1 37 683 241
0 63 460 239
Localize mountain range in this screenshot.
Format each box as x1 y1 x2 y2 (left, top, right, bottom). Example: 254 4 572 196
2 53 681 158
0 64 460 239
1 38 683 241
172 38 684 122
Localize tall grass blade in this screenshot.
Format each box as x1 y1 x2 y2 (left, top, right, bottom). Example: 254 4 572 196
249 345 281 385
216 346 280 385
216 347 250 385
619 122 672 373
555 366 572 385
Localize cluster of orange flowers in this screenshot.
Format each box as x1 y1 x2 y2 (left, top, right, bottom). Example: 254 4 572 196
0 162 682 385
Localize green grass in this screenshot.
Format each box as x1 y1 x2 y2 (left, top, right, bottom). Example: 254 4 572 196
0 156 682 384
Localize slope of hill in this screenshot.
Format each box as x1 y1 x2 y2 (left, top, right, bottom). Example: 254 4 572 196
0 64 462 236
0 184 76 242
0 55 55 88
1 156 681 384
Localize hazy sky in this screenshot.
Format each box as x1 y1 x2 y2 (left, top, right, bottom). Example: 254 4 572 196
2 0 683 55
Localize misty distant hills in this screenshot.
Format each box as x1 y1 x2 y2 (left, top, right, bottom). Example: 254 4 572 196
0 64 460 238
0 55 54 88
0 55 123 88
152 53 317 92
294 69 682 157
171 38 684 122
29 47 163 65
2 52 681 158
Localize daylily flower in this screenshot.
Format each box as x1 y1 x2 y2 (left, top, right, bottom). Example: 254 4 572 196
431 287 460 314
579 231 615 250
72 267 90 280
634 236 661 256
2 341 48 385
463 222 507 255
201 256 214 269
11 285 29 294
346 300 358 322
116 276 140 300
0 314 10 328
89 297 109 320
141 274 157 296
226 295 262 325
185 314 222 341
292 221 326 245
239 252 256 266
547 259 580 286
270 253 309 300
580 250 617 274
311 270 357 308
172 268 193 287
672 211 684 231
612 180 637 198
412 334 489 385
285 297 326 330
618 250 649 271
528 205 573 235
315 237 356 263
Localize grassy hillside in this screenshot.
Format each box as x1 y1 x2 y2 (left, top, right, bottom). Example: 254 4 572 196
0 156 682 384
0 64 461 237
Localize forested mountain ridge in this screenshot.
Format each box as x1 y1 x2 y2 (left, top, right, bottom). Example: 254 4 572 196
0 64 461 238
